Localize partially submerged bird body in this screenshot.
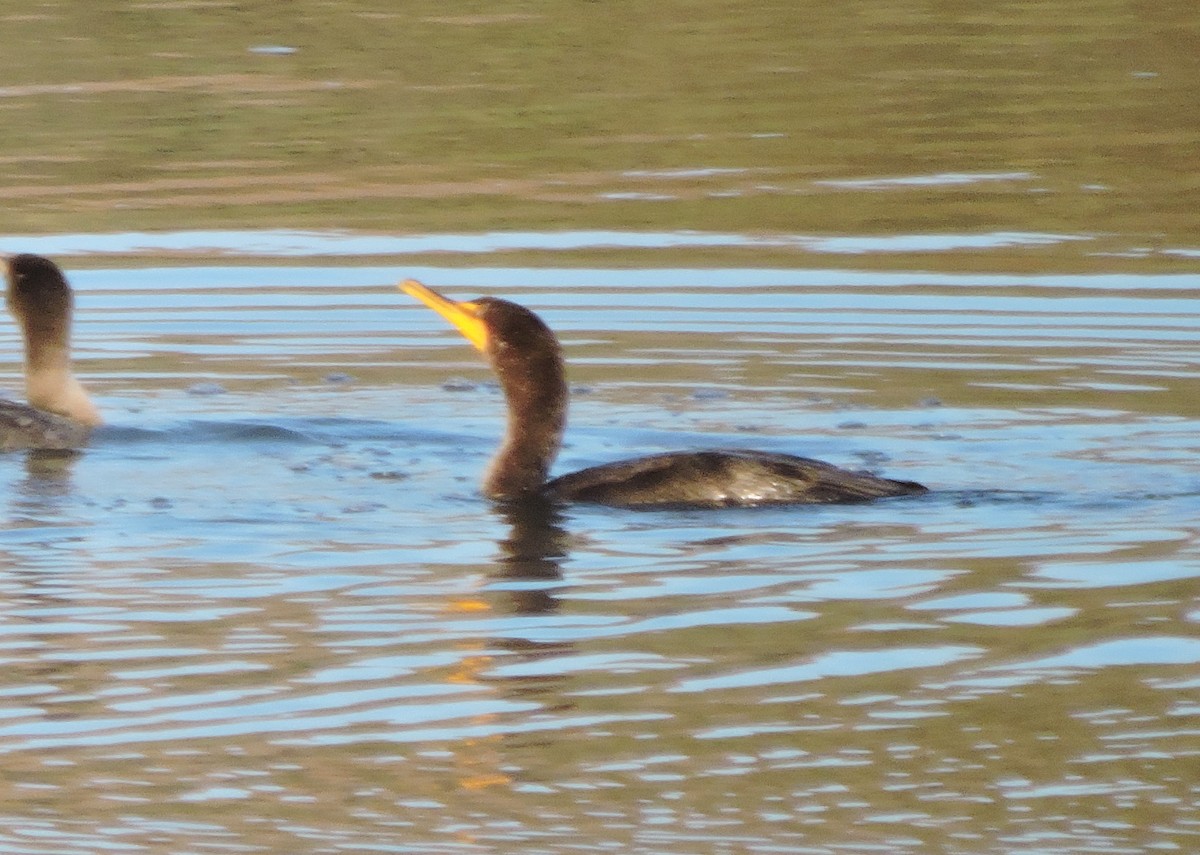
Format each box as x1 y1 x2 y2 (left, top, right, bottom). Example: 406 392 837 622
0 400 91 451
545 449 926 508
400 279 927 509
2 254 100 449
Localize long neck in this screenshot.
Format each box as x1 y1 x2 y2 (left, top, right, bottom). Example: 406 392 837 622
24 334 102 427
483 351 567 500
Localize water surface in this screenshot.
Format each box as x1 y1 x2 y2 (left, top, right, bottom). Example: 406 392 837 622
0 236 1196 854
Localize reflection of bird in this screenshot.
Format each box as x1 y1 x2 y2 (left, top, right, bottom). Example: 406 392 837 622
400 279 927 508
1 254 100 450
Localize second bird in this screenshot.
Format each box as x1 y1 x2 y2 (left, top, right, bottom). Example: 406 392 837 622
1 253 100 450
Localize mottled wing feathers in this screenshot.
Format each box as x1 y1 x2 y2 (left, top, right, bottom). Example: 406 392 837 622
0 400 91 451
546 449 926 508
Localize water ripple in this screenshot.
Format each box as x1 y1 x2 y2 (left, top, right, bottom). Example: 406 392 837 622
673 645 984 692
0 228 1099 257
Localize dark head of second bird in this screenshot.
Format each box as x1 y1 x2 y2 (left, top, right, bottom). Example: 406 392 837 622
4 253 73 349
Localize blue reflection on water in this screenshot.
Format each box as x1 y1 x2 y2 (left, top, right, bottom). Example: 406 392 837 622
0 228 1095 257
672 645 984 692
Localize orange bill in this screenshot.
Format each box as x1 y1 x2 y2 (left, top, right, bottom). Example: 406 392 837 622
398 279 489 352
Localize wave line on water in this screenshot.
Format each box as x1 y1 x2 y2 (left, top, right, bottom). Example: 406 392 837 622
0 228 1095 257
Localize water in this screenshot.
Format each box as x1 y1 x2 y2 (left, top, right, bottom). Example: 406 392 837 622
1 1 1198 851
0 238 1195 854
